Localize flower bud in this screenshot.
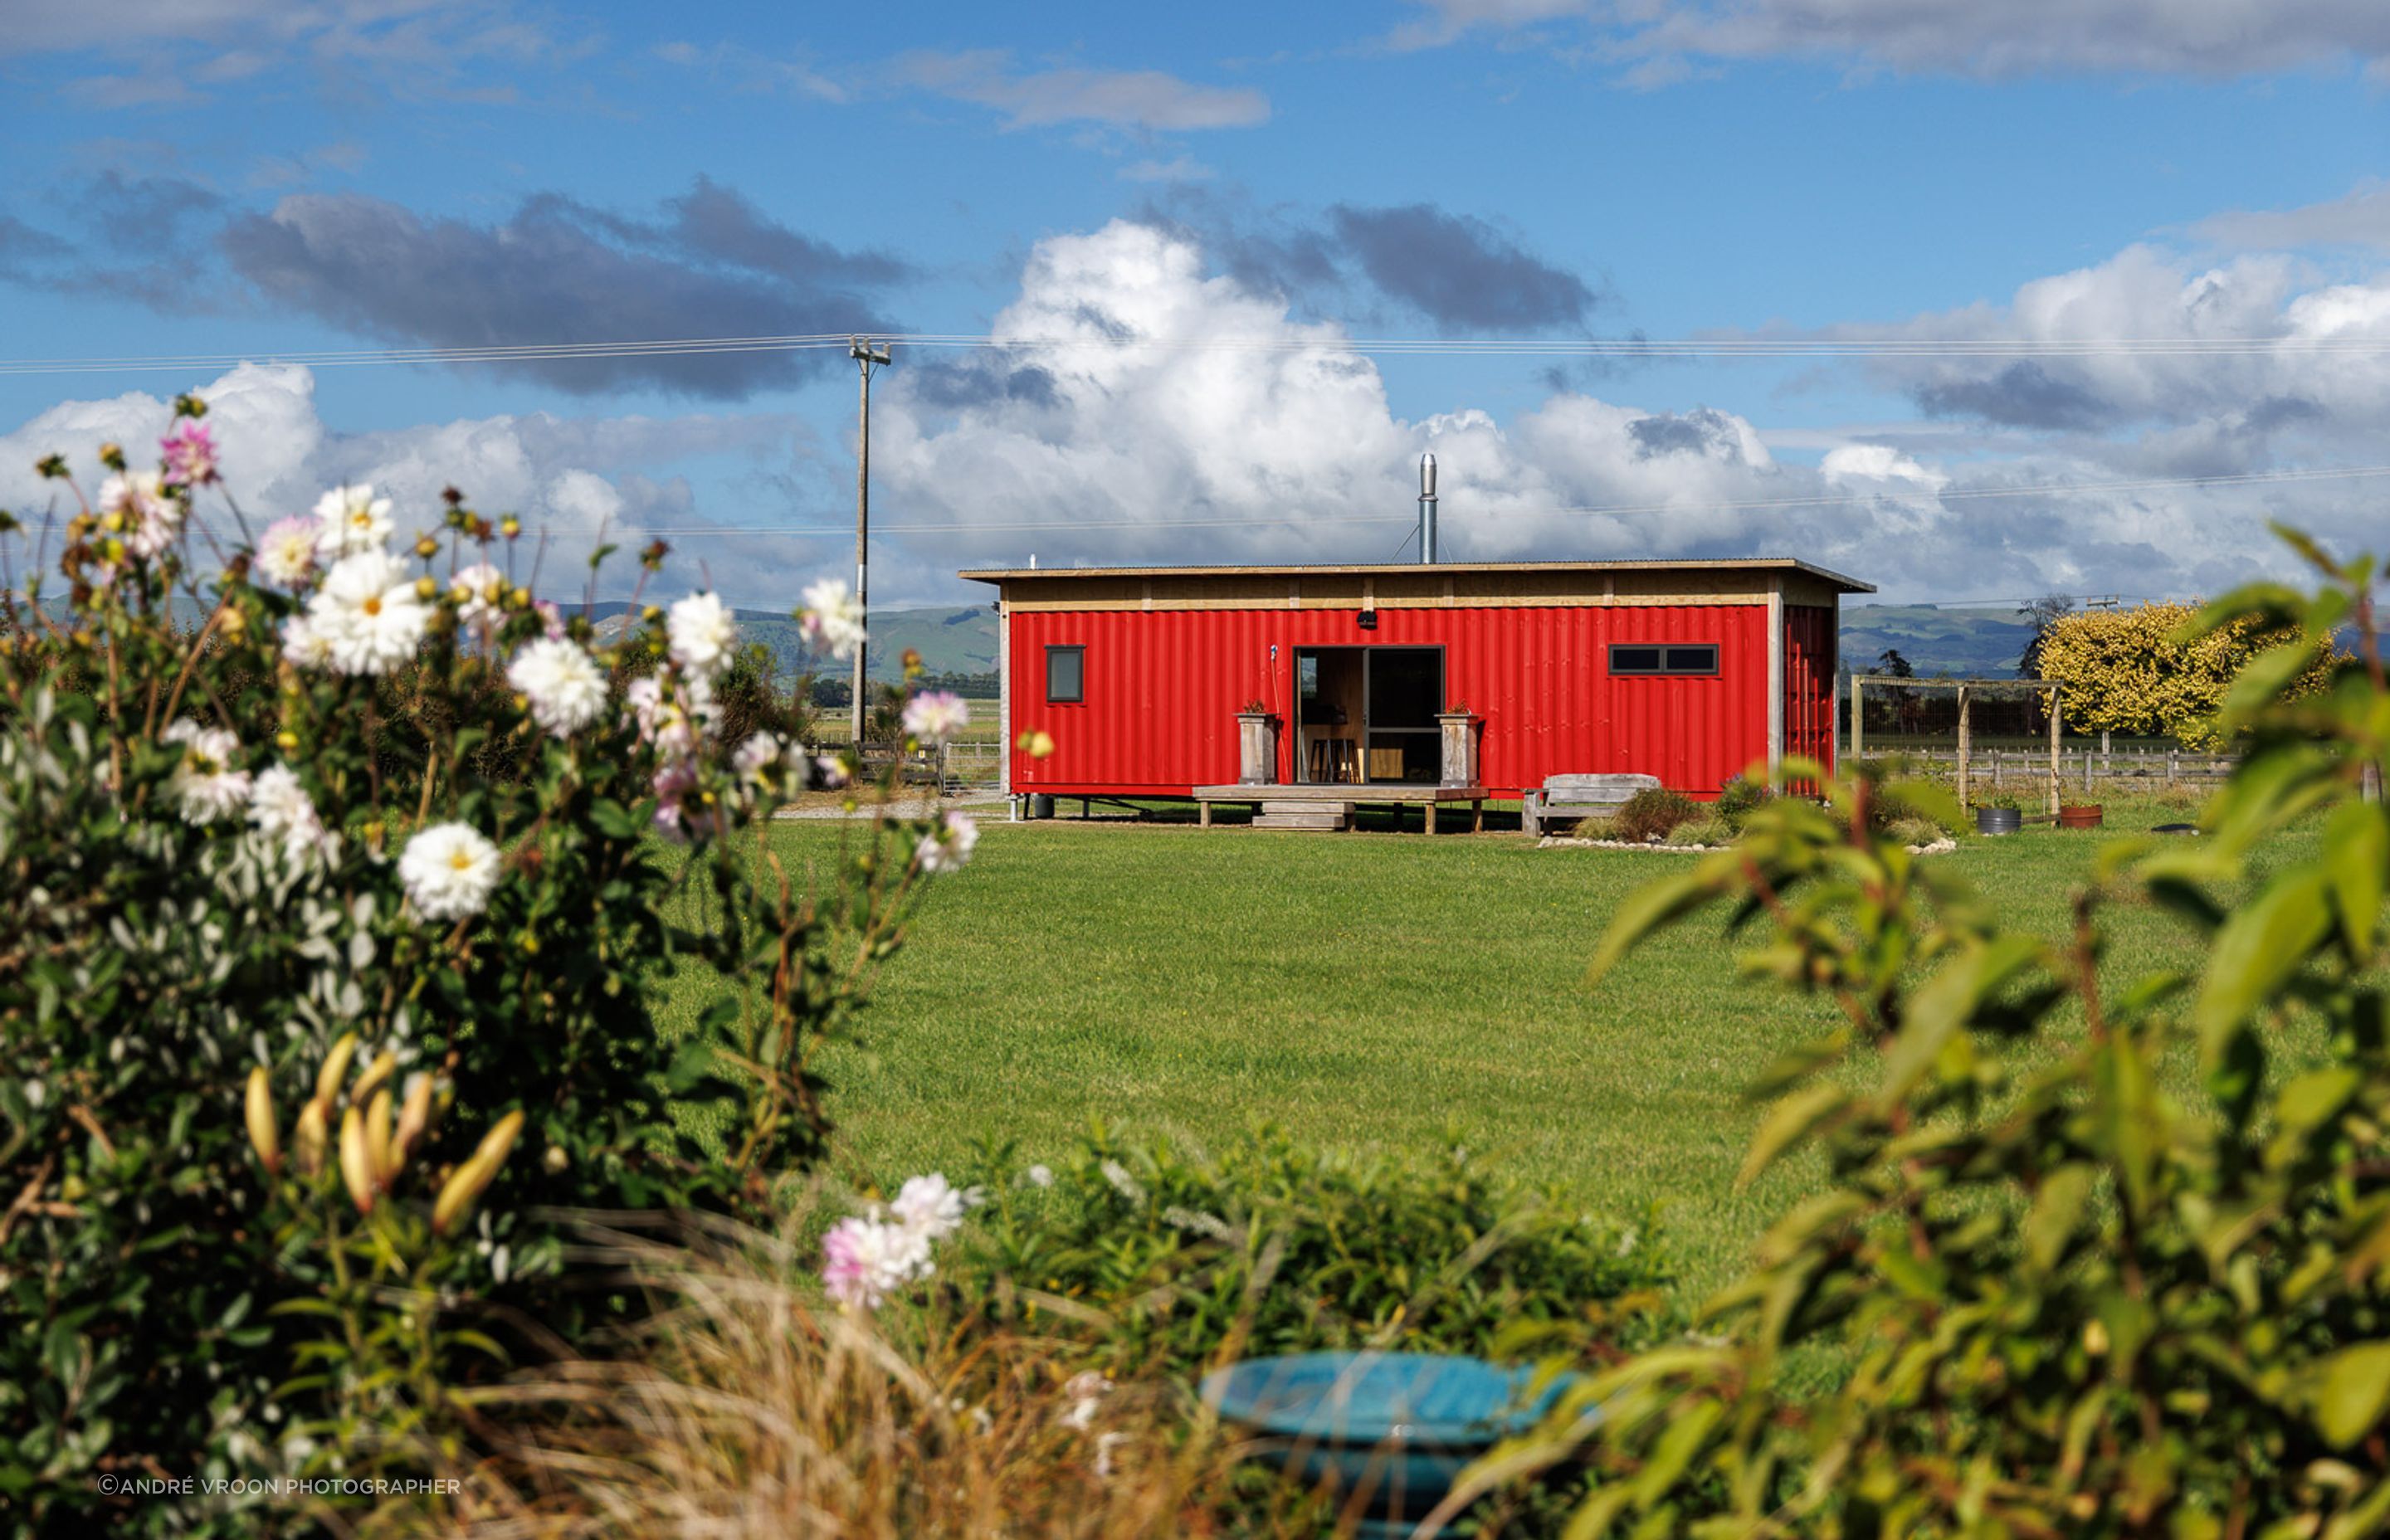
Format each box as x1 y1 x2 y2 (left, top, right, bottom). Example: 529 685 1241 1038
220 608 246 638
432 1109 524 1235
276 730 300 751
350 1049 398 1109
413 576 437 601
510 587 532 610
245 1066 281 1176
393 1074 434 1169
500 514 520 539
99 441 125 470
338 1105 376 1215
641 604 661 624
365 1087 396 1186
542 1144 568 1174
414 534 439 559
315 1033 358 1107
295 1098 329 1177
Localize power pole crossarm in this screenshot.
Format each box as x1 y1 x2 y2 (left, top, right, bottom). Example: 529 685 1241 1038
849 338 893 750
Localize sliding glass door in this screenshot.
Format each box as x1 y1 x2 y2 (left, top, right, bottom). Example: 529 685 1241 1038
1294 646 1443 785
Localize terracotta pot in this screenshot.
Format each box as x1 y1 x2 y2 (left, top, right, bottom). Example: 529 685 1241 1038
2058 804 2105 829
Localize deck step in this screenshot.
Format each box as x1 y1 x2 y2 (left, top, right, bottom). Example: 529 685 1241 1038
1261 800 1354 815
1252 812 1349 831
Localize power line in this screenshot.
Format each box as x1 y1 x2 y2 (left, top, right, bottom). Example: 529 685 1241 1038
485 461 2390 539
14 329 2390 377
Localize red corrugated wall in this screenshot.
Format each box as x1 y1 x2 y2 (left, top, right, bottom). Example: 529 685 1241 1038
1782 604 1837 780
1007 604 1774 798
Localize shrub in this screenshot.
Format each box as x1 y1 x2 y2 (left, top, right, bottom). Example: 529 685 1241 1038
1714 773 1767 831
1883 813 1947 847
954 1125 1676 1382
0 413 972 1535
1610 787 1700 842
1661 816 1734 848
1868 776 1963 836
1459 530 2390 1535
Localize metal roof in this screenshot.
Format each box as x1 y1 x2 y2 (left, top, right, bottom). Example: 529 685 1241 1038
958 556 1875 593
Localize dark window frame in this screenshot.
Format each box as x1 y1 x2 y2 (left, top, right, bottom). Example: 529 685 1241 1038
1608 642 1720 677
1045 644 1086 704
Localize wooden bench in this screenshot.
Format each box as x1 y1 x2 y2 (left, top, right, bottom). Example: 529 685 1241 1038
1520 773 1662 837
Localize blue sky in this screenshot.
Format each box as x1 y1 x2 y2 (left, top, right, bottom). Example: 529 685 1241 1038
6 1 2390 608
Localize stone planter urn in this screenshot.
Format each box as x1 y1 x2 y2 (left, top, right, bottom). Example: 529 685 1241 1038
1436 712 1481 788
1236 711 1279 786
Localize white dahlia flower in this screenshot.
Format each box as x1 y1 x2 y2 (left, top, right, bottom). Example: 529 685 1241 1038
507 636 607 737
314 484 393 556
163 719 251 824
397 822 502 923
798 577 866 662
309 549 429 675
666 592 738 680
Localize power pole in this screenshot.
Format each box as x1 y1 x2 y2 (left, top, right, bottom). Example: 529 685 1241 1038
849 337 892 749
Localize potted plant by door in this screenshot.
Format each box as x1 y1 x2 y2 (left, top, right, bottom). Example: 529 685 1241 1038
1975 792 2022 836
1436 702 1480 788
1236 700 1278 786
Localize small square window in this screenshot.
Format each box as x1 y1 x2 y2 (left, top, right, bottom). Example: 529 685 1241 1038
1046 645 1085 704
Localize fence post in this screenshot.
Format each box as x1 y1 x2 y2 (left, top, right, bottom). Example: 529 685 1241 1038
2166 750 2178 789
1955 685 1971 808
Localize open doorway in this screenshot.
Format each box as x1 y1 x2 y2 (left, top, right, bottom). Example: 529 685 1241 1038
1295 646 1443 784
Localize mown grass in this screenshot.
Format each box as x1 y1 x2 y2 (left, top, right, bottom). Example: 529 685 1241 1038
665 788 2313 1308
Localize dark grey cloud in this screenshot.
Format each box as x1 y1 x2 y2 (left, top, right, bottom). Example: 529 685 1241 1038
1391 0 2390 82
1914 362 2114 431
0 173 231 307
1327 203 1597 333
1628 407 1744 460
80 170 226 250
906 359 1061 412
1131 189 1598 335
218 182 910 398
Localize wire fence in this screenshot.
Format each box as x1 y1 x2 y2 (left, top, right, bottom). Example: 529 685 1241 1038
1848 743 2236 792
807 739 1004 793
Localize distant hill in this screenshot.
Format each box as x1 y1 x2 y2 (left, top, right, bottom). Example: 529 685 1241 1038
593 601 999 687
25 591 2030 687
1838 604 2037 680
847 601 2042 687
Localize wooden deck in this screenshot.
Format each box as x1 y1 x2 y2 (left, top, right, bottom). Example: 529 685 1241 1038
1190 783 1490 833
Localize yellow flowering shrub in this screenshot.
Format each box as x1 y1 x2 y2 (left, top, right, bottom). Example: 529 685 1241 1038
2035 599 2342 749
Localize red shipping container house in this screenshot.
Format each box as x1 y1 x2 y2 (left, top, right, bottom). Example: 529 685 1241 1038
963 558 1871 808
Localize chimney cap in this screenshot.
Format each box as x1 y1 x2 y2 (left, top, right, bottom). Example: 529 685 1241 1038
1420 453 1437 498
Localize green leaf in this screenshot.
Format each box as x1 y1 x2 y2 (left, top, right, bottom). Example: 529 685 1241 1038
2325 801 2389 958
1880 935 2045 1106
2315 1343 2390 1448
1586 865 1725 987
2276 1065 2364 1138
1737 1084 1848 1191
2195 867 2333 1068
2220 641 2321 726
2022 1165 2095 1274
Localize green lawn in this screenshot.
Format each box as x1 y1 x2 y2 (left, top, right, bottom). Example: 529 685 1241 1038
733 797 2305 1304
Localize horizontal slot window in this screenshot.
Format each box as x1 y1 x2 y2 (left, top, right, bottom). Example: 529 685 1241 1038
1610 642 1719 676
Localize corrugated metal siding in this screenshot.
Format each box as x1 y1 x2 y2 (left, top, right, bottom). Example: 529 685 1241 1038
1007 604 1773 798
1782 605 1836 780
